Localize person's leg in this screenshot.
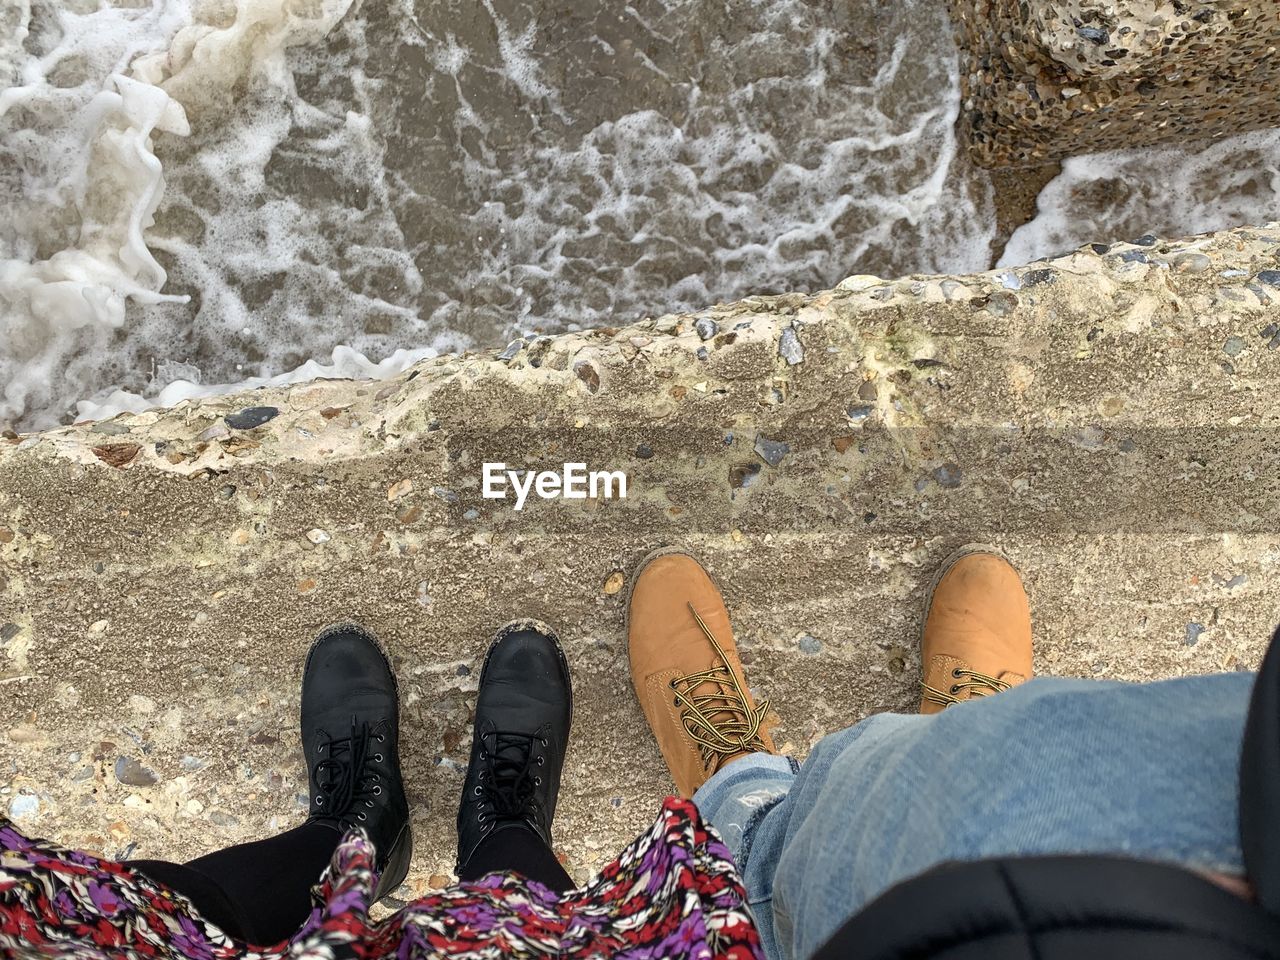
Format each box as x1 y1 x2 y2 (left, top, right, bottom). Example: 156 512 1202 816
688 548 1253 960
129 821 340 944
456 822 573 891
703 673 1251 960
126 858 252 941
627 550 788 951
455 621 575 893
685 752 798 958
134 623 412 946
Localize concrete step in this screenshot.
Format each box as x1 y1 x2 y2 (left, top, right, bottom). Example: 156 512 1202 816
1 224 1278 886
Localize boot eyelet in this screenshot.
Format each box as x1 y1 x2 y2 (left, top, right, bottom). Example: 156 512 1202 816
534 776 542 786
358 812 367 821
474 785 483 796
373 785 382 795
950 685 961 694
480 750 487 760
317 797 324 805
374 753 383 762
539 737 547 747
366 800 374 808
952 669 963 679
536 756 544 765
376 734 385 743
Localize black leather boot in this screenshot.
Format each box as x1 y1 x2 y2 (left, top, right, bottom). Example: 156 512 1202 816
456 621 573 871
301 623 412 901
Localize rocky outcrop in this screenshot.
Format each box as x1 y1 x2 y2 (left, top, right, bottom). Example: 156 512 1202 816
2 224 1279 884
950 0 1280 165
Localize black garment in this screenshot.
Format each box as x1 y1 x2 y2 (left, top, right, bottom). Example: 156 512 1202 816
130 818 572 945
456 823 574 892
810 855 1280 960
812 625 1280 960
130 820 340 945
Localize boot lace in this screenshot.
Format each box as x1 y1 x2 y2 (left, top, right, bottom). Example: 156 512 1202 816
474 728 546 826
670 602 771 772
311 717 386 827
922 668 1012 708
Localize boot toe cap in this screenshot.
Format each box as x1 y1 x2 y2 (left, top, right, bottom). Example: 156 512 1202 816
483 623 570 691
305 624 396 694
479 622 573 724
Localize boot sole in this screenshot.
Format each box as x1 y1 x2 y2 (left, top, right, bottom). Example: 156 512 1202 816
373 820 413 901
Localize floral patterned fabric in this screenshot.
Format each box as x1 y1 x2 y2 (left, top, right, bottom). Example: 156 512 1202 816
0 796 763 960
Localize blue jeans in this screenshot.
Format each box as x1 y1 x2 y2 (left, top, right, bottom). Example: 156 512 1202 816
694 674 1254 960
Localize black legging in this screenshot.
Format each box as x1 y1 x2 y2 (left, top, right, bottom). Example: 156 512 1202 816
130 822 572 945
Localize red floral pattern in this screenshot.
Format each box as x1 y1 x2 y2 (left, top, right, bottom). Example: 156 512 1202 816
0 797 763 960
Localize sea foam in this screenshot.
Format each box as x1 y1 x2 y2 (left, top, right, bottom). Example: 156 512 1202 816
1004 128 1280 266
1 0 408 429
8 0 1279 432
3 0 990 428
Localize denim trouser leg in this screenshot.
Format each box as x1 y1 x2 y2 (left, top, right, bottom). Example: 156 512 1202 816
693 673 1254 960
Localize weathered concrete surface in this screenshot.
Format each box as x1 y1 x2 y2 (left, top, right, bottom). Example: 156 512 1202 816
3 225 1280 898
950 0 1280 166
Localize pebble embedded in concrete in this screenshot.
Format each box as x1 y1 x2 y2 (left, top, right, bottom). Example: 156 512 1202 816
932 463 963 488
574 361 601 393
798 635 822 655
779 327 804 365
114 757 159 787
1172 253 1211 274
225 407 280 430
730 462 761 489
8 795 38 819
983 291 1019 316
754 435 791 467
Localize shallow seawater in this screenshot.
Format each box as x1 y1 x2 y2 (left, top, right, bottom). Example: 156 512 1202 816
1000 130 1280 267
2 0 1278 429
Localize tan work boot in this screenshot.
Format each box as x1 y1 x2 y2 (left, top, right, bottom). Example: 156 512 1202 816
628 549 776 796
920 545 1033 714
